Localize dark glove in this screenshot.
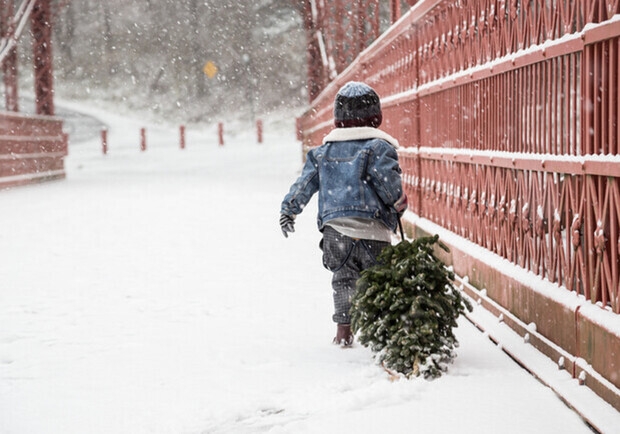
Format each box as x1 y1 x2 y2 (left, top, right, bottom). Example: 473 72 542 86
394 193 408 217
280 213 295 238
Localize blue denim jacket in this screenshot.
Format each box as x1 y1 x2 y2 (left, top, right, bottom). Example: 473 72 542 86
281 128 403 232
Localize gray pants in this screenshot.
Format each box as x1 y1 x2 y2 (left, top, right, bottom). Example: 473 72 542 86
321 226 389 324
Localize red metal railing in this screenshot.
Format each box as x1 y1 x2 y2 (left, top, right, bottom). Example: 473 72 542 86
1 0 65 189
0 110 67 188
299 1 620 409
299 0 620 316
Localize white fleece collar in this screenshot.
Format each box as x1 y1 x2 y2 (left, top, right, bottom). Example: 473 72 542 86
322 127 400 149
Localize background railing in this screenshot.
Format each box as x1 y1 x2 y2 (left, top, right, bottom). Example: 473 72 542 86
0 111 67 188
1 0 65 189
299 0 620 315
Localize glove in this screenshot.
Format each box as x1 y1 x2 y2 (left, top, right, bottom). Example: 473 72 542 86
280 213 295 238
394 193 408 217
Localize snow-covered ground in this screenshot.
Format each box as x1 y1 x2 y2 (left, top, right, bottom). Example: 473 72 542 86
0 101 616 433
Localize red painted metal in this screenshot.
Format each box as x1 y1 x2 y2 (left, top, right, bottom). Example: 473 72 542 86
0 111 67 188
31 0 54 116
140 127 146 151
1 0 65 189
300 1 325 101
298 0 620 409
218 122 224 146
101 128 108 155
256 119 263 144
1 0 19 112
390 0 401 23
301 0 620 316
300 0 380 101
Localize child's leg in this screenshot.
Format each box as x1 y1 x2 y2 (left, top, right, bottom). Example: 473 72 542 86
320 226 358 324
321 227 390 324
331 259 359 324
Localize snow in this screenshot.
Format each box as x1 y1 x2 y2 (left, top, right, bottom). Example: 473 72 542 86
0 100 616 434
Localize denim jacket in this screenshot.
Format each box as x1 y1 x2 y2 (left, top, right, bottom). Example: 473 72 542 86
281 127 404 232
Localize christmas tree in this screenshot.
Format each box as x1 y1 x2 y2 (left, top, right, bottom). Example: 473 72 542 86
351 235 472 379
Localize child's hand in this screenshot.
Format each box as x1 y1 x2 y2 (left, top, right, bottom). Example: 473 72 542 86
394 193 408 217
280 213 296 238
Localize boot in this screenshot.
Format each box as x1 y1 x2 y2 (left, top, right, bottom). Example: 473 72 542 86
333 323 354 347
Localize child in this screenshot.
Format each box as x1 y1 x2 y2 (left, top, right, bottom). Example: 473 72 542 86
280 81 407 346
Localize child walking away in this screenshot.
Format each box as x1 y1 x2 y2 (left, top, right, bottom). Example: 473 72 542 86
280 81 407 347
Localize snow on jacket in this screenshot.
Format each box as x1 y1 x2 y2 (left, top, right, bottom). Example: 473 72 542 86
280 126 404 232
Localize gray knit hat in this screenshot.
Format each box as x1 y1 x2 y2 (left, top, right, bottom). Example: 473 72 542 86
334 81 382 128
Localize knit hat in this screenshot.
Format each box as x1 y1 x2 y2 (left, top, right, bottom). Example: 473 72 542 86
334 81 382 128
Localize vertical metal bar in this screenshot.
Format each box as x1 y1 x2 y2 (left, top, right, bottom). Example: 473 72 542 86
1 0 19 112
584 46 593 154
573 52 580 155
560 55 566 156
355 0 363 56
562 54 568 155
617 37 620 156
544 59 557 154
509 69 515 153
529 63 542 153
529 65 534 153
101 128 108 155
536 62 542 153
504 69 510 153
559 55 564 155
371 0 380 43
256 119 263 144
609 39 616 155
335 0 345 71
140 127 147 151
485 77 490 152
390 0 401 24
414 24 423 218
499 73 504 151
3 39 19 112
598 40 606 158
31 0 54 116
302 0 323 101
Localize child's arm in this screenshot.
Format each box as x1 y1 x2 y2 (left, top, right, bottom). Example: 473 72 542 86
280 151 320 233
367 140 404 210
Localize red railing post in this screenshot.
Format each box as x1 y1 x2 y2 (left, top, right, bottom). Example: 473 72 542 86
1 0 19 112
140 127 146 151
218 122 224 146
101 128 108 155
256 119 263 144
180 125 186 149
31 0 54 116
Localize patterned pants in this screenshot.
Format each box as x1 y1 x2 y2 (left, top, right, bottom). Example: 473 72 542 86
320 226 389 324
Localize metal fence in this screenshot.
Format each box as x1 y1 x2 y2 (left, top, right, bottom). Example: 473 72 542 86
299 0 620 315
299 1 620 408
